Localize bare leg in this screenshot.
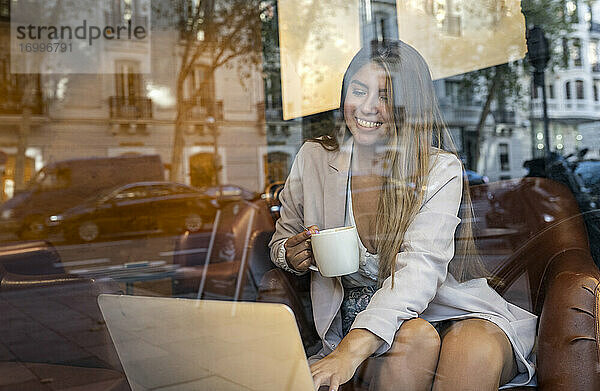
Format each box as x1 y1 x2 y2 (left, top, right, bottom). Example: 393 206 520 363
353 318 441 391
432 319 518 391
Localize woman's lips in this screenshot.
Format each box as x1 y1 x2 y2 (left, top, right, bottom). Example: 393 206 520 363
355 117 383 129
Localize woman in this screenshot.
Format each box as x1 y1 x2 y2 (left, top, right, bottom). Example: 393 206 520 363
269 40 536 390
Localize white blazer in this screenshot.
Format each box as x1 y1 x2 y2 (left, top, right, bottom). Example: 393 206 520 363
269 136 537 388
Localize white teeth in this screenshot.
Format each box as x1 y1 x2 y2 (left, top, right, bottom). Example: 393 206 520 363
356 118 382 128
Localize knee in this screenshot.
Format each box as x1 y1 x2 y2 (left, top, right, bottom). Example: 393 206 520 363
388 318 441 355
440 319 510 370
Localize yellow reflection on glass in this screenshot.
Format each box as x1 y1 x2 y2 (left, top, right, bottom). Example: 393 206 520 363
278 0 360 120
396 0 526 79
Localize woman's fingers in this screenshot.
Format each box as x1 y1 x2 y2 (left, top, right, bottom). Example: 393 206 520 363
293 249 313 271
312 372 327 391
286 230 311 247
284 226 320 272
312 372 339 391
306 224 320 234
286 240 313 271
328 377 340 391
296 257 313 271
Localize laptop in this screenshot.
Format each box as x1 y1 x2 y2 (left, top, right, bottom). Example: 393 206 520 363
98 294 316 391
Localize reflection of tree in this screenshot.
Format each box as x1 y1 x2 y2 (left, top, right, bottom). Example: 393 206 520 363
155 0 265 183
459 0 571 171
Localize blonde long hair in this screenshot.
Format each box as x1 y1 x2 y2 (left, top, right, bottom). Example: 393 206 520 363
310 40 486 286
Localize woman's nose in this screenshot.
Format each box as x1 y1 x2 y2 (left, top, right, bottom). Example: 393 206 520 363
361 93 380 114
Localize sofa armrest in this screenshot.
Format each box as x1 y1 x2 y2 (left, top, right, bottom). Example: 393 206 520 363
537 248 600 390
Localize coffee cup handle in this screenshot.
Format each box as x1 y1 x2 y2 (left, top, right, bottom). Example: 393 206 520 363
308 265 319 272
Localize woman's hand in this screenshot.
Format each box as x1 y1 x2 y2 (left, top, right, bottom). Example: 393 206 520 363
311 329 384 390
310 350 360 391
284 225 319 272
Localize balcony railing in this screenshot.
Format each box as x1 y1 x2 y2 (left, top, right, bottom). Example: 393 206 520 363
182 99 223 121
0 90 45 115
592 63 600 73
109 96 153 119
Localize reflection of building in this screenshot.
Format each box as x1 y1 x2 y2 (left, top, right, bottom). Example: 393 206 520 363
405 0 505 38
436 77 531 181
0 0 270 199
532 0 600 159
0 0 44 198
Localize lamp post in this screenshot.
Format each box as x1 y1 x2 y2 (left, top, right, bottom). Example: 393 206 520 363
526 25 551 156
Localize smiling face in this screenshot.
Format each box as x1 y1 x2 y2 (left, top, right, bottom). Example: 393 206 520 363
343 63 391 146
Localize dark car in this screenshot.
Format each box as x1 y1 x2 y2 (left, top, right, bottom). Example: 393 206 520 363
0 155 164 240
46 182 215 243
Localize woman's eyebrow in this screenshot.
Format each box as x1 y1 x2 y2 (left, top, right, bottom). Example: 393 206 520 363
350 80 368 89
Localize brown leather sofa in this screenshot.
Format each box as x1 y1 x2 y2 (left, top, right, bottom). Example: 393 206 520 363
257 177 600 390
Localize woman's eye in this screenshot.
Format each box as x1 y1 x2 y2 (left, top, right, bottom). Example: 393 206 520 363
352 89 366 97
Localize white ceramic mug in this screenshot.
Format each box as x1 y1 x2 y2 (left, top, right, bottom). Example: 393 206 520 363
308 226 360 277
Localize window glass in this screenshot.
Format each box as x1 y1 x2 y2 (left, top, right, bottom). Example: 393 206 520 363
576 79 585 99
571 38 582 67
590 39 599 72
3 1 600 390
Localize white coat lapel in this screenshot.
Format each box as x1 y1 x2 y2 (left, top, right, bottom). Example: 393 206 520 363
312 136 353 339
323 136 353 229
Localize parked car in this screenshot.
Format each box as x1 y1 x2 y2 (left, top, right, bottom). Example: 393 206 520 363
0 155 165 240
46 182 215 243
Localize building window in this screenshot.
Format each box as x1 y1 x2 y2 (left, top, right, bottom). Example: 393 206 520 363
184 65 208 105
576 79 585 99
499 143 510 172
562 37 569 68
108 0 147 27
565 81 572 99
264 151 290 186
111 60 151 120
548 83 555 99
445 80 472 106
265 73 281 110
115 61 141 98
591 39 599 72
594 79 600 101
374 12 390 41
0 0 8 18
571 38 582 67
